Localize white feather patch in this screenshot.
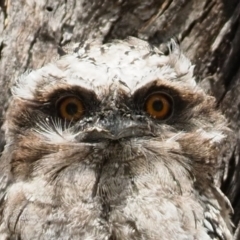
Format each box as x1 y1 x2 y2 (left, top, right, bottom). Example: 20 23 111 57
33 118 79 144
196 129 225 143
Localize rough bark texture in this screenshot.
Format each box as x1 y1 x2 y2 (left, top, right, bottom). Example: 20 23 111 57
0 0 240 237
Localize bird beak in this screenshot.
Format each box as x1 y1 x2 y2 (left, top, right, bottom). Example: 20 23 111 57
79 117 155 143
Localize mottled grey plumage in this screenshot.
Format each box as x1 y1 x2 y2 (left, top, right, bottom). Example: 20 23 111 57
0 37 233 239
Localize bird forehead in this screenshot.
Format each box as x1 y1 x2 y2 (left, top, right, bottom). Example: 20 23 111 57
13 39 194 100
58 53 173 92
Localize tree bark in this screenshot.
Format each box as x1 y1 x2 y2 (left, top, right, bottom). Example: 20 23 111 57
1 0 240 236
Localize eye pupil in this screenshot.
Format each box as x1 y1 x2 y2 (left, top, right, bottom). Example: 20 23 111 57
145 92 173 120
66 103 78 116
58 96 84 121
152 100 163 112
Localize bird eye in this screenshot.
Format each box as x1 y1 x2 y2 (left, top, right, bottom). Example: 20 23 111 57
145 92 173 120
58 96 84 121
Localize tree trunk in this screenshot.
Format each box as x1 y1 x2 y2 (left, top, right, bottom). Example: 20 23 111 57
1 0 240 236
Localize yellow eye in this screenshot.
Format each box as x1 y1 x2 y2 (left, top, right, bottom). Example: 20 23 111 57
145 92 173 120
58 97 84 121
